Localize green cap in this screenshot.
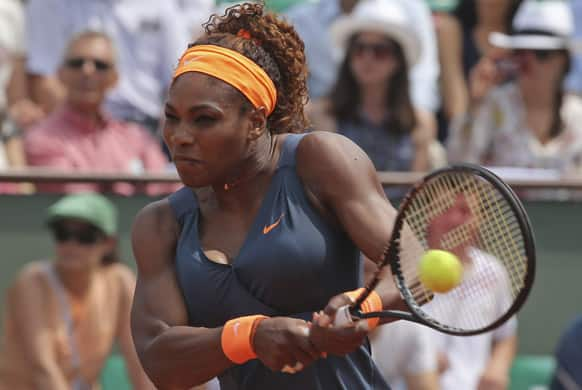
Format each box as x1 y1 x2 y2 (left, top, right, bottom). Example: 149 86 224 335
425 0 459 12
46 193 118 236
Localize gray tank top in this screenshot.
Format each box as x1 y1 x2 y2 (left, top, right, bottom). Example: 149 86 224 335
169 133 390 389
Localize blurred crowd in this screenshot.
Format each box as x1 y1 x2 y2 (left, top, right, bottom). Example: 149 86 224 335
0 0 580 200
0 1 581 389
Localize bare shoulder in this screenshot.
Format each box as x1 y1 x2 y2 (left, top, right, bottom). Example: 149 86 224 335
10 260 50 291
131 198 179 274
103 262 137 289
295 132 379 199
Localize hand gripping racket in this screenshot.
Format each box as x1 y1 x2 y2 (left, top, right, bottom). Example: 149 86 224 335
335 163 536 336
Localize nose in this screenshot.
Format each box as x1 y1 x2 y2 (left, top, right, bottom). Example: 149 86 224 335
169 123 195 146
81 60 97 75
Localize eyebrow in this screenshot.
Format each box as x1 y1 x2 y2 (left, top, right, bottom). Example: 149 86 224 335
164 102 223 113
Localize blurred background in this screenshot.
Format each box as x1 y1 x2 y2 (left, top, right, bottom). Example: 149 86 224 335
1 0 581 389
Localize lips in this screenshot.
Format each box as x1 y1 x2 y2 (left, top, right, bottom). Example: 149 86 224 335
173 155 202 164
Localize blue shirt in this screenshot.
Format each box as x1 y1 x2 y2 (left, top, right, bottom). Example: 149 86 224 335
168 134 390 390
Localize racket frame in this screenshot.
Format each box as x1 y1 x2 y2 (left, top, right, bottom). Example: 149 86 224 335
350 163 536 336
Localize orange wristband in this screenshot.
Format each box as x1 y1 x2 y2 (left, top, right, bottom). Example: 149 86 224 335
344 288 383 330
221 315 268 364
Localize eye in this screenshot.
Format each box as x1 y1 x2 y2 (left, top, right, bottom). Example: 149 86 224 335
164 111 178 122
194 115 217 126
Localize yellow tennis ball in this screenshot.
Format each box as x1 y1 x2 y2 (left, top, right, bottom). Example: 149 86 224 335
418 250 463 293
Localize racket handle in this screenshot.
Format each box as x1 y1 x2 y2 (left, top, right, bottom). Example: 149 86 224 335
334 305 354 326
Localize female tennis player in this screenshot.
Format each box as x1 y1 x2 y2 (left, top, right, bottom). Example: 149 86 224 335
130 3 411 389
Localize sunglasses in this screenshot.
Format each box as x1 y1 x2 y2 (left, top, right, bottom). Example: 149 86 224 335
64 57 113 71
513 49 558 61
51 223 105 245
351 42 396 60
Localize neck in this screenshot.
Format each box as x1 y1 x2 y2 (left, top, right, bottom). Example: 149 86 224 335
519 77 558 109
360 84 388 124
214 132 277 211
67 102 103 126
54 262 94 298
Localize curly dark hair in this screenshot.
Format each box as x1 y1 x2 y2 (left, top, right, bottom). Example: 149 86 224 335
191 2 309 134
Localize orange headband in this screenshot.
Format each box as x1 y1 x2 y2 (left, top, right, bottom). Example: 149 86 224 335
173 45 277 115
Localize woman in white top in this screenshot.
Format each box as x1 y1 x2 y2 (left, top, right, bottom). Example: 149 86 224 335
447 1 582 175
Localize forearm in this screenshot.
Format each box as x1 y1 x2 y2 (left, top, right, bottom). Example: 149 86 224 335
29 361 71 390
486 335 517 375
140 325 232 389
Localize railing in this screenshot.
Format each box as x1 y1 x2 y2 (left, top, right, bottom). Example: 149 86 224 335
2 167 582 189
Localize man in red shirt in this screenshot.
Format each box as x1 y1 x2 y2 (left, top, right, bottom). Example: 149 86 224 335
25 30 175 196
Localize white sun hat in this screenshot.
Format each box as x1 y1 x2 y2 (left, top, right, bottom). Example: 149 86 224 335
329 0 421 68
489 0 581 52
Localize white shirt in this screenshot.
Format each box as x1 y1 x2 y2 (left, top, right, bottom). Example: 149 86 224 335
447 82 582 174
371 321 438 390
25 0 191 120
424 248 518 390
0 0 25 112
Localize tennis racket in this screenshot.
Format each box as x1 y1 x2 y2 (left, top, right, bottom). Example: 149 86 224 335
334 163 536 336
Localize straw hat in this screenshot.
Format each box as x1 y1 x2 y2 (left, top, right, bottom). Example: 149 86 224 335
329 0 421 68
490 0 580 52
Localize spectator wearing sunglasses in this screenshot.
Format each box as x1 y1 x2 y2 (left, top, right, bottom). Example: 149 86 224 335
307 0 445 199
0 193 154 389
447 1 582 179
23 30 174 196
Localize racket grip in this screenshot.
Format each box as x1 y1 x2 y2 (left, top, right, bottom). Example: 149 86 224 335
334 305 354 326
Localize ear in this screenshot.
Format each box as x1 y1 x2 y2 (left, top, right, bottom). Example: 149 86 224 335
247 106 268 141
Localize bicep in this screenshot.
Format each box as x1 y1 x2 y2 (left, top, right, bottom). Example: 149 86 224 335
7 275 65 375
297 133 397 264
130 202 189 356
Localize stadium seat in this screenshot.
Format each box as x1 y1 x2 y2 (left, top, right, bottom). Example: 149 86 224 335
100 354 131 390
510 355 556 390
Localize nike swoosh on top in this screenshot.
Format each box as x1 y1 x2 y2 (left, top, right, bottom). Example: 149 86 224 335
263 213 284 234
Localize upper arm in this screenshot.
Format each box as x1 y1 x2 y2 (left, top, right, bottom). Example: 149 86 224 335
7 270 58 367
296 132 397 264
130 200 189 357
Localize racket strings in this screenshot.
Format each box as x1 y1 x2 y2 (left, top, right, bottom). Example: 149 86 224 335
396 172 528 332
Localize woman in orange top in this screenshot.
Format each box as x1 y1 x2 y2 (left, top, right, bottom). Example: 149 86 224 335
0 193 153 389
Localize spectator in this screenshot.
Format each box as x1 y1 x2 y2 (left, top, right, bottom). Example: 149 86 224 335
0 0 42 194
307 0 443 182
0 193 153 389
24 31 173 196
426 190 518 390
550 315 582 390
565 0 582 96
285 0 440 117
433 0 521 140
447 0 582 174
24 0 190 135
371 319 439 390
174 0 216 40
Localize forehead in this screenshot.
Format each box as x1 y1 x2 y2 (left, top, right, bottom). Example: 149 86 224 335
66 36 114 60
167 72 243 110
52 218 96 230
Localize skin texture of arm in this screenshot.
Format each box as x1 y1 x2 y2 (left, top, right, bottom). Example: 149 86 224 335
406 372 440 390
130 199 233 389
435 14 469 121
411 109 437 171
114 265 156 389
6 270 70 389
477 335 517 390
296 131 407 310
